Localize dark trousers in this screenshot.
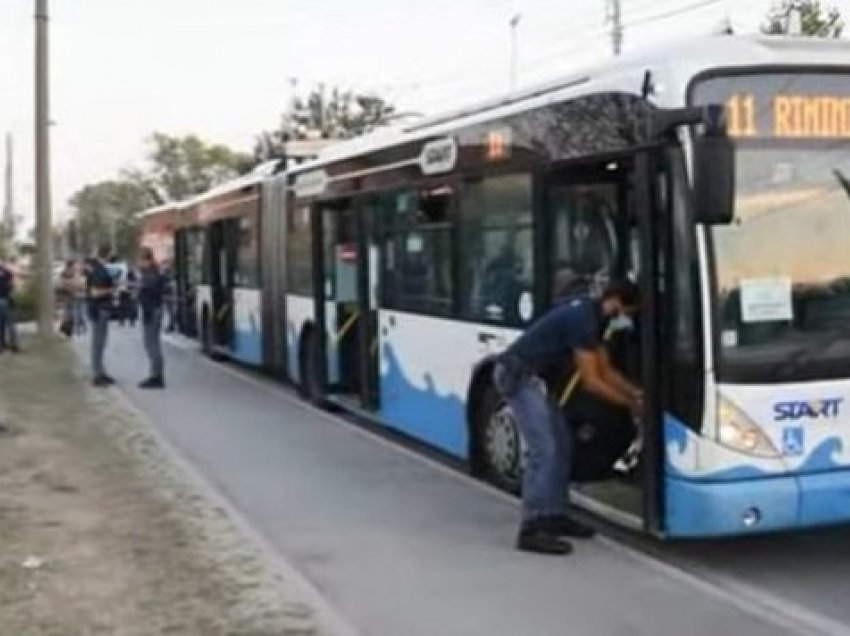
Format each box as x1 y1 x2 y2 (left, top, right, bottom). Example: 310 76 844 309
143 308 164 378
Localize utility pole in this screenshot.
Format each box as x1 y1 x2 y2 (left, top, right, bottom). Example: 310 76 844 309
35 0 54 336
509 13 522 91
2 133 14 257
607 0 623 56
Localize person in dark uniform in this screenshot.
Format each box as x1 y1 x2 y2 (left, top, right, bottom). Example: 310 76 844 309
0 262 13 353
493 279 642 555
137 247 166 389
86 246 116 387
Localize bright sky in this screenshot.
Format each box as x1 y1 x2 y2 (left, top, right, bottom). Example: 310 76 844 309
0 0 846 230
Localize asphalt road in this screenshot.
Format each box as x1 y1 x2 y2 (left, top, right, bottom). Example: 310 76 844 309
72 327 848 636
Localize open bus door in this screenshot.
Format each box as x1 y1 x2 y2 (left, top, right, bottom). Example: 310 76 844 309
539 157 652 531
310 200 379 410
209 219 238 353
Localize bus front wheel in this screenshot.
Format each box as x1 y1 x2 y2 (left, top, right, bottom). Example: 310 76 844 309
475 386 523 495
298 330 323 404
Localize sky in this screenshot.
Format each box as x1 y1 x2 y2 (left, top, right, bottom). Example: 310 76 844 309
0 0 846 231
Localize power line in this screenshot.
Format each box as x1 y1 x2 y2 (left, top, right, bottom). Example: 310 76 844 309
386 0 729 108
625 0 724 28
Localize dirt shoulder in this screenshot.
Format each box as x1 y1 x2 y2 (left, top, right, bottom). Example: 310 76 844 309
0 338 333 636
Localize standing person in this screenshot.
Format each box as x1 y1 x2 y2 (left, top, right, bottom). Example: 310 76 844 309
493 280 642 555
0 261 13 353
137 247 166 389
3 257 19 352
86 246 116 387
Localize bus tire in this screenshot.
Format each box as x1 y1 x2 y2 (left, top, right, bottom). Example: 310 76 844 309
299 329 323 405
200 307 213 358
474 384 523 495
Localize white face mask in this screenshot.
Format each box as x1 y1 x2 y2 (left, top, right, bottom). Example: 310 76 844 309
608 313 635 333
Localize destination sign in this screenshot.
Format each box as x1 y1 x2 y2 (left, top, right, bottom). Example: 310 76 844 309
692 73 850 140
725 93 850 138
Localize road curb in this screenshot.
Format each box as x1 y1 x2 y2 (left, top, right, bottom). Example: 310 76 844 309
106 384 362 636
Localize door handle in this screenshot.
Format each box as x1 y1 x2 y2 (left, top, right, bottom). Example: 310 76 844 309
478 332 498 344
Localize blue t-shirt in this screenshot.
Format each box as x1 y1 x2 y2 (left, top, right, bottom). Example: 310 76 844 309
86 261 115 309
505 297 602 373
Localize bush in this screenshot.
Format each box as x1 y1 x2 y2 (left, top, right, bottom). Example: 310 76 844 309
12 281 39 323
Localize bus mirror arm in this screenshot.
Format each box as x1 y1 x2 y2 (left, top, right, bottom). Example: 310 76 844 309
650 104 724 136
648 105 735 225
692 119 736 226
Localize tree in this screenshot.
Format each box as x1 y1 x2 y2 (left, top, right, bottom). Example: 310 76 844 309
762 0 844 37
68 179 159 259
255 86 398 162
144 133 254 202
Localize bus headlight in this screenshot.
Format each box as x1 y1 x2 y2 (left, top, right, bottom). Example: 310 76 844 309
717 397 779 458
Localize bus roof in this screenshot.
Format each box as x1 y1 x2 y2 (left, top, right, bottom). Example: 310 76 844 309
292 34 850 175
135 201 185 220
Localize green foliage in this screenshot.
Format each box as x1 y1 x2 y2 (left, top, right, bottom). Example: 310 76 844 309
255 86 397 161
12 279 38 323
145 133 254 201
66 133 252 259
762 0 844 37
68 179 158 260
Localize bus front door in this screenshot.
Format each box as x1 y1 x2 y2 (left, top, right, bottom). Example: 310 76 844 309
542 158 647 529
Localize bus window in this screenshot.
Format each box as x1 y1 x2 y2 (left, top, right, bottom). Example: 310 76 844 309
287 205 314 296
459 174 533 326
236 212 260 288
549 182 621 298
382 186 455 316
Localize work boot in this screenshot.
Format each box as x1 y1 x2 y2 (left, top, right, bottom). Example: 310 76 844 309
92 376 112 388
541 515 596 539
139 376 165 389
516 523 573 555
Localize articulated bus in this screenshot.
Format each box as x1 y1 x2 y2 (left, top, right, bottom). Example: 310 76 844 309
193 35 850 538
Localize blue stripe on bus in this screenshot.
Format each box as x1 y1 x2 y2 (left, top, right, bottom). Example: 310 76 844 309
664 415 850 536
377 342 468 458
232 329 263 366
665 474 799 537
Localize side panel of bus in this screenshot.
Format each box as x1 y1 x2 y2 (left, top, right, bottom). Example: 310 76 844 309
232 287 263 366
377 311 519 457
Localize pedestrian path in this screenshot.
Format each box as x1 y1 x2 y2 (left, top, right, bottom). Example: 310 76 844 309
78 330 794 636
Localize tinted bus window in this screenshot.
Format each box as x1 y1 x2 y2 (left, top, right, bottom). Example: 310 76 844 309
459 174 533 326
382 187 454 316
236 213 260 288
287 206 314 296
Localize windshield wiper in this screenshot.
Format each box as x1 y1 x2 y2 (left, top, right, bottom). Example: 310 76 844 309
777 324 850 380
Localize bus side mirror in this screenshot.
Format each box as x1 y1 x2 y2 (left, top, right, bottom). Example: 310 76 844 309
693 133 735 225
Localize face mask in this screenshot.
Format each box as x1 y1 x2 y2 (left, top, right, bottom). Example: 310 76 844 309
608 313 634 333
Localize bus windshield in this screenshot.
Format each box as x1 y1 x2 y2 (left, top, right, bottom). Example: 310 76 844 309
693 72 850 383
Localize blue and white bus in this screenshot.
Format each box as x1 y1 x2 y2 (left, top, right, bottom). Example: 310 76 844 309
190 34 850 538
